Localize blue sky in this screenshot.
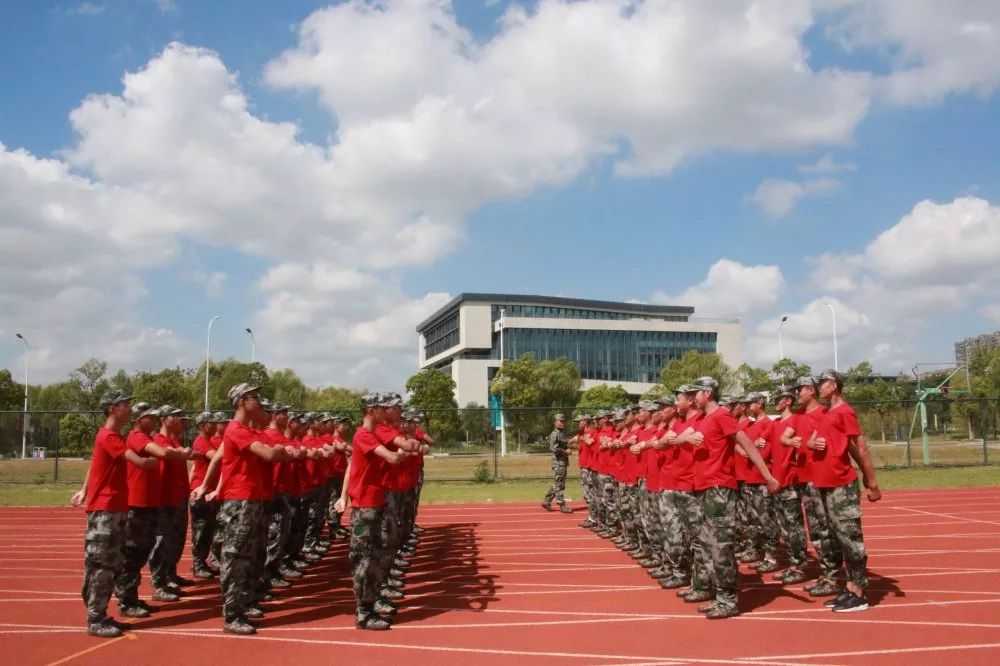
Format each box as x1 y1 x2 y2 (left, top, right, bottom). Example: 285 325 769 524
2 0 999 391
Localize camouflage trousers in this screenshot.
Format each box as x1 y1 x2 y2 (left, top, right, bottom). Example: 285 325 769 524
543 458 568 505
619 483 646 547
400 487 419 539
379 490 406 593
285 495 309 562
326 476 345 528
82 511 126 624
638 480 661 556
579 469 596 522
266 494 292 575
115 507 158 607
189 498 218 572
695 486 738 611
803 482 844 580
659 489 705 585
149 500 188 588
740 483 779 558
218 499 265 621
817 481 869 589
305 485 328 550
350 507 386 618
599 474 619 530
773 485 808 570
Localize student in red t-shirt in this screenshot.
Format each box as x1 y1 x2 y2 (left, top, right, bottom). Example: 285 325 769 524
325 415 351 539
408 413 432 537
72 390 158 638
333 392 411 630
115 402 191 615
189 412 218 578
191 383 292 636
301 413 333 556
812 369 880 613
569 414 595 528
642 396 676 579
766 385 810 585
397 410 430 567
594 410 621 538
628 401 663 565
149 405 194 596
261 402 304 587
737 393 781 572
676 377 778 620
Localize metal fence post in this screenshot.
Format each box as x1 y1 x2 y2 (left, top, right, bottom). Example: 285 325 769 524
54 413 60 482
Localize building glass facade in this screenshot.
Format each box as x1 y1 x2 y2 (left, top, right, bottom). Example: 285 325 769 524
491 304 686 323
423 310 460 359
498 328 717 384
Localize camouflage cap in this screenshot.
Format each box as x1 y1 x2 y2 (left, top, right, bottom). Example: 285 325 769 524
131 401 158 420
554 413 566 421
746 392 767 404
259 397 273 412
379 392 404 408
627 403 641 412
99 389 133 412
212 411 230 423
794 375 818 389
675 384 699 395
157 404 185 418
732 393 750 404
334 413 352 423
320 412 335 422
653 395 676 407
195 411 213 426
637 400 657 412
692 376 719 391
819 368 845 384
227 382 260 406
361 392 381 410
402 409 420 422
575 413 590 422
611 408 627 422
718 396 734 407
773 386 795 401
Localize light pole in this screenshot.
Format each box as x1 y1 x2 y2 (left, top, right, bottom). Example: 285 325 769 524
778 316 788 361
498 308 507 458
15 334 28 459
824 303 838 370
205 315 221 410
245 328 256 364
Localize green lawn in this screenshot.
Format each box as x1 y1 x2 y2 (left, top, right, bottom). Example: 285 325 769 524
2 465 998 507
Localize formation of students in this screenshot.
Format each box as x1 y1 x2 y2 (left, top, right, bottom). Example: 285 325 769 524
567 371 882 619
74 384 432 638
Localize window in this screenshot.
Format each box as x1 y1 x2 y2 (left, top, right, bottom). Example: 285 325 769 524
423 310 460 359
491 304 686 322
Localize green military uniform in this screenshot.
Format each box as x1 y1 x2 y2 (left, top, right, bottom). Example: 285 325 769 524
542 415 571 512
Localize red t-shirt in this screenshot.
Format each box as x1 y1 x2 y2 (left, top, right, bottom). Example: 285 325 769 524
348 427 386 508
811 402 861 488
376 424 409 493
219 420 265 501
155 433 189 506
634 426 658 485
291 437 311 496
595 426 615 474
87 427 129 513
301 434 325 488
692 407 740 491
255 428 275 500
320 433 336 478
211 433 223 449
266 427 296 496
770 414 803 487
584 427 600 473
329 434 348 477
577 428 591 469
189 434 216 491
791 407 826 484
126 430 161 508
740 416 773 484
664 413 700 491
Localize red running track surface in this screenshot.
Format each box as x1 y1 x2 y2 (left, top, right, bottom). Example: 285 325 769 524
2 487 1000 665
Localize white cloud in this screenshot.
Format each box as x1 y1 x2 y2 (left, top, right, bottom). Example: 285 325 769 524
749 177 841 218
825 0 1000 105
653 260 785 318
70 2 106 15
182 270 228 300
798 154 857 174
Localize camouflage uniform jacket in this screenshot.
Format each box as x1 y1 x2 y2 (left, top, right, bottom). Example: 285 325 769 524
549 428 569 461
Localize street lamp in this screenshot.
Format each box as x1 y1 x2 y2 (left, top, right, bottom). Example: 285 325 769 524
245 328 256 364
778 316 788 361
15 334 28 459
498 308 507 458
824 303 838 371
205 315 221 410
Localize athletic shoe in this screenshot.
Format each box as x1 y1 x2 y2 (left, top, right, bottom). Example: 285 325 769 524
386 577 405 589
638 558 660 569
803 578 824 592
223 618 256 635
698 601 718 614
87 618 123 638
683 589 714 603
374 597 398 615
134 600 155 613
541 502 553 512
290 559 311 569
319 539 332 549
781 569 808 585
754 559 781 574
244 605 265 619
118 605 151 619
171 575 196 587
192 568 215 580
389 568 406 579
279 566 303 580
559 505 573 514
412 525 426 535
657 577 685 589
808 580 840 597
393 558 411 570
302 552 322 562
675 586 692 597
831 592 869 613
706 605 740 620
579 519 595 528
107 618 132 631
151 589 179 602
381 588 404 601
270 576 291 589
824 590 853 608
356 614 391 631
163 580 182 593
737 550 760 563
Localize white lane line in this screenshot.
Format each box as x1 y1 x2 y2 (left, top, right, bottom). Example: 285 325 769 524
895 506 1000 528
741 641 1000 661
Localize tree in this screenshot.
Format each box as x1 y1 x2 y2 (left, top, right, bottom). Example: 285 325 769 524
640 384 671 400
735 363 775 394
847 378 898 442
490 353 542 453
660 351 736 392
67 359 110 411
577 383 631 411
772 359 812 388
132 368 197 409
405 369 460 443
305 385 365 412
269 368 309 408
0 369 23 410
59 412 97 457
537 358 582 409
190 359 271 411
108 369 134 398
461 401 492 443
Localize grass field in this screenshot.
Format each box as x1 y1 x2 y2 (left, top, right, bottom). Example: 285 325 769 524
1 463 998 506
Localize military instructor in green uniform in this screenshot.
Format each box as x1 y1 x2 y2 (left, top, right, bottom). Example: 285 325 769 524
542 413 573 513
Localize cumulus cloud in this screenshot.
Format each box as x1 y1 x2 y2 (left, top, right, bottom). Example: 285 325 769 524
653 260 785 318
798 154 857 174
749 177 841 218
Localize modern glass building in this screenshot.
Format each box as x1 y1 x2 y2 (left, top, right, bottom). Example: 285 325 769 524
416 293 742 406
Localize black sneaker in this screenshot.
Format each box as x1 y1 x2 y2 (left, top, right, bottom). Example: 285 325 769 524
244 605 265 619
279 566 303 580
541 501 553 511
381 588 404 601
270 576 292 589
151 589 180 602
824 590 853 608
87 618 122 638
171 575 196 587
223 618 256 635
559 505 573 514
192 568 215 580
356 614 391 631
832 592 869 613
374 597 398 615
118 605 151 619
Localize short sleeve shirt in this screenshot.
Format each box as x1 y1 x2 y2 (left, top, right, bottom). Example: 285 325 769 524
189 434 216 491
692 407 741 491
811 402 861 488
376 424 408 493
348 427 386 508
741 416 773 484
87 427 129 513
155 433 189 506
219 420 265 501
126 430 162 508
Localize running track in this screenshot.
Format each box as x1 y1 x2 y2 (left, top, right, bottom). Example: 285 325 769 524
3 487 1000 665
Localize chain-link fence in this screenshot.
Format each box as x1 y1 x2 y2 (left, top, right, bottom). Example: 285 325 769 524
1 398 997 484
